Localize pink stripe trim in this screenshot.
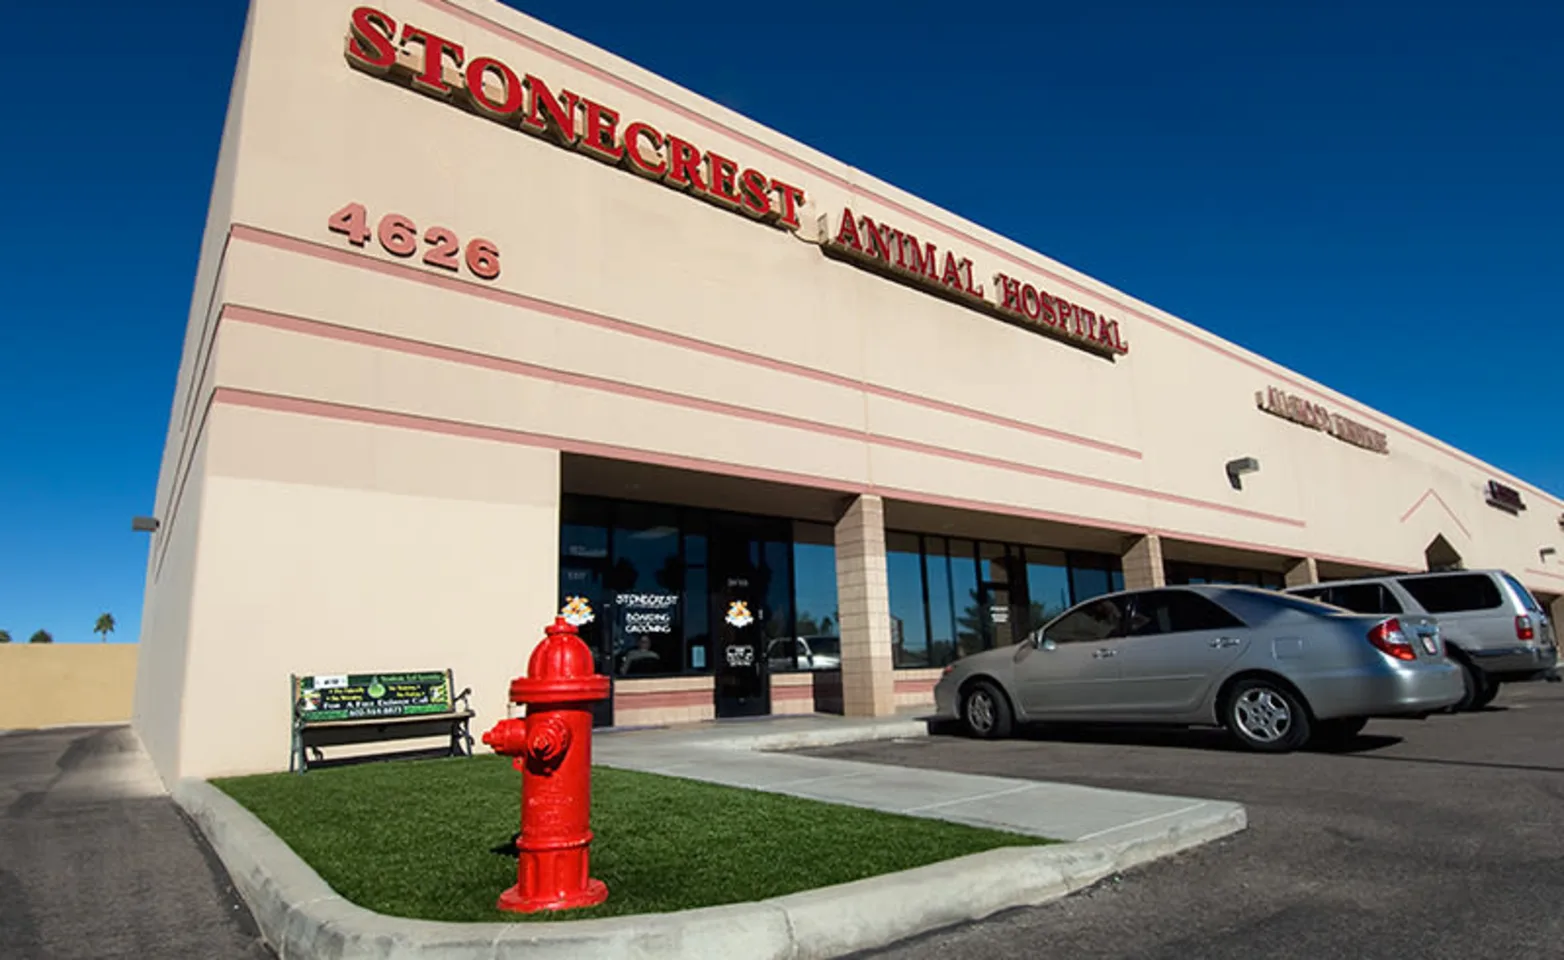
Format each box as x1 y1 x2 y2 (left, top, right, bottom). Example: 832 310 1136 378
412 0 1564 513
770 686 814 701
894 678 938 695
209 387 1407 576
1525 567 1564 583
212 386 868 494
613 689 710 708
228 224 1139 459
221 303 1295 525
1397 487 1473 540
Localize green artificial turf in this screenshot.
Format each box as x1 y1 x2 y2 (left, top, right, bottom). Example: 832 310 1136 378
214 756 1045 921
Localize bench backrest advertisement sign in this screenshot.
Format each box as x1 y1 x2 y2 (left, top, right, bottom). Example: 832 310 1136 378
294 672 452 721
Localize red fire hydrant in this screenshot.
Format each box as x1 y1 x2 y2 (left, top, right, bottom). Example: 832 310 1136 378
481 617 611 913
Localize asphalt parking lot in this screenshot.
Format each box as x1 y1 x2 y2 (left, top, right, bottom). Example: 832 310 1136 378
817 683 1564 960
0 725 274 960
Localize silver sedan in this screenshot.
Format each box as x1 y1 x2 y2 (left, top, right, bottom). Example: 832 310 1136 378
932 585 1464 752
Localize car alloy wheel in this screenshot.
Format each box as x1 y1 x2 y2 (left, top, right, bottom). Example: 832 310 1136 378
961 680 1013 739
1226 678 1310 752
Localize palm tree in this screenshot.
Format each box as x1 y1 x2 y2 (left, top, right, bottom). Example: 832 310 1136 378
0 630 11 644
94 613 116 643
29 630 53 644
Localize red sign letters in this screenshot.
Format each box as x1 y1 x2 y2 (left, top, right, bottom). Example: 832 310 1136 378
341 7 1131 358
343 6 805 230
826 208 1129 356
1256 386 1389 454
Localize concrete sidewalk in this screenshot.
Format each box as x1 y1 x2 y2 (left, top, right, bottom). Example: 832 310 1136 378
594 712 1243 846
168 711 1247 959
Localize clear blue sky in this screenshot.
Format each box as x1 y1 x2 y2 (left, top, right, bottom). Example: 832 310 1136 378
2 0 1559 643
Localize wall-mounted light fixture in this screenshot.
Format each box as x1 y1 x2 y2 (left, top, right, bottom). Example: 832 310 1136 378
1542 546 1559 563
1225 457 1260 491
131 516 160 533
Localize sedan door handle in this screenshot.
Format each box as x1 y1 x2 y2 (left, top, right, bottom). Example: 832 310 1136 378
1092 649 1117 659
1209 637 1242 648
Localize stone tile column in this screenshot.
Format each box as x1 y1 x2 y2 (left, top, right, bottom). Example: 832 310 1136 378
1284 557 1319 588
834 494 896 717
1121 534 1165 590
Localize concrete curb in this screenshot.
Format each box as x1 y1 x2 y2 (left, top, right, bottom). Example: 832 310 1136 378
692 718 933 753
175 775 1244 960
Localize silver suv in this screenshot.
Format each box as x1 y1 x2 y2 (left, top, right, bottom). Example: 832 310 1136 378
1287 570 1557 710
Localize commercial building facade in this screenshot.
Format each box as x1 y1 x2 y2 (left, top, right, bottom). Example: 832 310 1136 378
134 0 1564 782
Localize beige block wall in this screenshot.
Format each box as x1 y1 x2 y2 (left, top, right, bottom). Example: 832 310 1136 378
893 668 944 710
612 675 714 726
134 429 212 778
205 0 1564 593
155 403 561 780
769 671 816 716
134 0 1564 782
1 646 140 730
1285 557 1320 587
835 496 896 717
1122 534 1166 590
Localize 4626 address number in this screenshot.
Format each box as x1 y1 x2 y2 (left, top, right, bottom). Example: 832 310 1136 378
328 202 500 280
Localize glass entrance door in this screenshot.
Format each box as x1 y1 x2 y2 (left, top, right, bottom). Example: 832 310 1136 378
977 542 1021 650
709 515 791 718
979 582 1018 649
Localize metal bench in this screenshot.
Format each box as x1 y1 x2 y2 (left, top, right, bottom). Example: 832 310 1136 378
290 670 474 773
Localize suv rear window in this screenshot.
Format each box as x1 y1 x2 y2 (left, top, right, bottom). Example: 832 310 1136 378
1329 583 1404 615
1396 574 1503 613
1500 573 1541 613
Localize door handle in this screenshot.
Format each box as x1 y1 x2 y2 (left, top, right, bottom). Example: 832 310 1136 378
1209 637 1242 648
1092 649 1117 659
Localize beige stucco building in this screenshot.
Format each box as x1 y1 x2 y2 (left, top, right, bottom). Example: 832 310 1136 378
134 0 1564 783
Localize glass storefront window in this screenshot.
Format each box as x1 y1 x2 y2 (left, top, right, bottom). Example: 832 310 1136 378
559 497 795 681
783 522 839 672
1024 547 1072 635
792 524 838 637
887 532 1126 668
1166 561 1283 590
922 537 954 667
683 517 709 672
608 502 683 677
888 532 930 668
949 539 984 659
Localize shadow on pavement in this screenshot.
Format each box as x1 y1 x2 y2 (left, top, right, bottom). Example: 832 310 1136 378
1336 752 1564 775
931 722 1404 755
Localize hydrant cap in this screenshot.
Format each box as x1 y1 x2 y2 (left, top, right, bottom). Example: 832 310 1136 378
510 617 610 704
527 617 597 679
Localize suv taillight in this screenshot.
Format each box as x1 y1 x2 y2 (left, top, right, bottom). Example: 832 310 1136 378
1367 618 1417 661
1516 615 1535 641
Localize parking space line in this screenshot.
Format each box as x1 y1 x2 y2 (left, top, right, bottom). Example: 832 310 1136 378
1075 801 1210 841
902 782 1042 813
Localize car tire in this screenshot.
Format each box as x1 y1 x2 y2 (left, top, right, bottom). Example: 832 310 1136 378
1313 716 1368 747
961 680 1014 740
1447 657 1486 713
1472 678 1501 710
1224 677 1311 753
